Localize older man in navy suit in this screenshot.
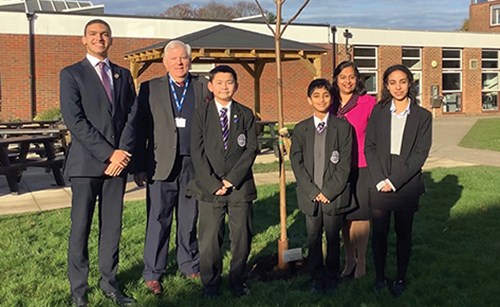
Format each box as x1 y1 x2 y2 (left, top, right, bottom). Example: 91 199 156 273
60 19 137 307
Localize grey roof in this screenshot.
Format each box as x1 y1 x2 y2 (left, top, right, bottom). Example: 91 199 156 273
0 0 103 13
128 24 325 55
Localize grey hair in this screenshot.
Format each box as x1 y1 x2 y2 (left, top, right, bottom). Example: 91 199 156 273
164 40 192 58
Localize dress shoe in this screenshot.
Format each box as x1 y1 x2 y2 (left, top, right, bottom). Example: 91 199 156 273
230 283 251 297
145 280 162 295
104 290 136 306
310 279 324 294
202 286 219 299
373 279 388 293
72 295 88 307
391 279 406 297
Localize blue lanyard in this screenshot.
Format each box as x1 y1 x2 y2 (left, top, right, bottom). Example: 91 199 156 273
169 77 190 112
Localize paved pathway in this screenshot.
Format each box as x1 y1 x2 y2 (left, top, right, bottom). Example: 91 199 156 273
2 115 500 216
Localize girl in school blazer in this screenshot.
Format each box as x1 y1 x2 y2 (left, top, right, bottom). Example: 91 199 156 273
365 64 432 297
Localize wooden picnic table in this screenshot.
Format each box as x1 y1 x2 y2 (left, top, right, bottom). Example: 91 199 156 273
0 135 65 194
256 120 279 156
0 120 61 129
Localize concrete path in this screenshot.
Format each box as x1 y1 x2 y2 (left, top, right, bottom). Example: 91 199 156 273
2 115 500 216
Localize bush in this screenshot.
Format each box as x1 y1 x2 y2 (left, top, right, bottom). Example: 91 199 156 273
34 107 61 121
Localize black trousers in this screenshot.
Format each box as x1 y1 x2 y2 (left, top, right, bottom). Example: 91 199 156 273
198 200 253 290
371 207 415 282
68 176 126 298
305 203 342 281
143 156 199 281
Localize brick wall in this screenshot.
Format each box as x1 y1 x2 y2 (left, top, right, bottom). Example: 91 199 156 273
469 1 500 32
462 48 482 114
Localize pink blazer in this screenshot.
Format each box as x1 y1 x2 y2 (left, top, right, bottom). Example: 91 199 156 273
338 94 376 168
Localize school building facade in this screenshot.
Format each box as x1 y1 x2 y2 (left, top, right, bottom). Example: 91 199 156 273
1 7 500 122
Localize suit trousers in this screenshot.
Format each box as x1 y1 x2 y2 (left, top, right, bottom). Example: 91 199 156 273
143 156 199 281
198 200 253 290
305 203 342 281
68 176 126 298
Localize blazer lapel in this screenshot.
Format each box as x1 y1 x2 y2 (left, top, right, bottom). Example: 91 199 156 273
380 104 392 157
324 114 337 176
304 117 316 173
226 102 241 153
400 104 419 160
158 75 176 130
81 59 113 117
208 102 226 154
110 63 121 116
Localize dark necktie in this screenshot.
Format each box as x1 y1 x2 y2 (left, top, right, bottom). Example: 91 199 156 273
317 122 326 133
220 107 229 150
98 61 113 104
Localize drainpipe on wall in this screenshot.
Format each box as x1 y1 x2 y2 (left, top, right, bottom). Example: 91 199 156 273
27 12 36 119
330 25 337 81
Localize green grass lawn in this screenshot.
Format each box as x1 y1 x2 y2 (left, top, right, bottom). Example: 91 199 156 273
1 166 500 306
459 118 500 151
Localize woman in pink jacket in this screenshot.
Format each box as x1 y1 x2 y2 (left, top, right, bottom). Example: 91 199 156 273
331 61 376 279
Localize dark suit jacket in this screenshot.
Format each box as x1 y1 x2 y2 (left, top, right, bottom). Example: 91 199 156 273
60 58 137 177
188 99 258 203
290 114 353 216
364 102 432 198
134 74 211 181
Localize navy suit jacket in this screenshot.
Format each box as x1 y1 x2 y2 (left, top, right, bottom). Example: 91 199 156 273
188 99 258 203
60 58 137 177
290 114 352 216
364 102 432 198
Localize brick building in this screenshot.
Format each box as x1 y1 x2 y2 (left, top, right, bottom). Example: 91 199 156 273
469 0 500 32
1 1 500 122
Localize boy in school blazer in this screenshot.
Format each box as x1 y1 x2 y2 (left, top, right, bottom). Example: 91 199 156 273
290 78 352 293
189 65 258 299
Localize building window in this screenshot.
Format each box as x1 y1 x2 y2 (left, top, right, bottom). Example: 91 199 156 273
482 50 499 111
353 46 377 94
442 49 462 113
492 5 500 25
403 47 422 103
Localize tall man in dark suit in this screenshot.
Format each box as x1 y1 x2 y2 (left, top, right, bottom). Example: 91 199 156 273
134 40 212 295
60 19 137 307
290 78 352 293
189 65 257 299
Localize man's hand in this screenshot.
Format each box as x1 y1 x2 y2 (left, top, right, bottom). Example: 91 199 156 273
104 162 124 177
314 192 330 204
215 186 227 196
134 172 147 187
109 149 131 168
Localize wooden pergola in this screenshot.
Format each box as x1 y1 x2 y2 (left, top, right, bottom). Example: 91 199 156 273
124 24 326 114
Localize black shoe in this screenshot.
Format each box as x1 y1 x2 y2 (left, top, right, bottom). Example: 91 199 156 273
324 281 338 294
72 295 88 307
230 283 251 297
310 279 324 294
104 291 136 306
391 279 406 297
373 279 388 293
202 287 219 299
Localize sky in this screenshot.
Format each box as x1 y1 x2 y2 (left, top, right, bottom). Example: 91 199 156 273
94 0 471 31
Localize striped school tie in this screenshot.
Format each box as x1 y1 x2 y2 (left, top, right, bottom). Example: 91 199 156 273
220 107 229 150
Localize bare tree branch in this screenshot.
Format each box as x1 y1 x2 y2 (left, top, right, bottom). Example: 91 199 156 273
280 0 310 38
255 0 276 36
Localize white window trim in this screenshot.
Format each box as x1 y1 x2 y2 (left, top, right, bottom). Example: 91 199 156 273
442 71 462 93
353 46 378 69
491 5 500 26
402 47 422 70
442 48 462 70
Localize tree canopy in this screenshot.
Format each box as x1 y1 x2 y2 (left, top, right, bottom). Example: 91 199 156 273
160 1 275 22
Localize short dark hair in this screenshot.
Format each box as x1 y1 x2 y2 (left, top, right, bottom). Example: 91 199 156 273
208 65 238 82
307 78 331 97
84 19 112 35
379 64 418 106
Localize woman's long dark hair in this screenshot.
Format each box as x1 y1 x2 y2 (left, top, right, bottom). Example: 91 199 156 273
330 61 366 113
379 64 418 106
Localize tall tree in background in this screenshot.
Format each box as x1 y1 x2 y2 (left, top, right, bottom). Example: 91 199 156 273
160 1 274 21
255 0 310 270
